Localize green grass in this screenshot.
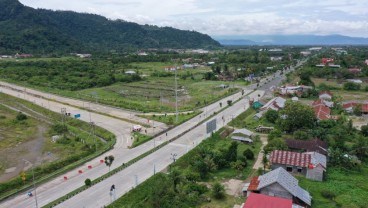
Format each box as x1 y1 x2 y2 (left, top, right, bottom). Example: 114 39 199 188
0 59 248 113
298 166 368 208
139 111 201 126
0 92 116 200
229 108 275 131
131 132 152 148
0 104 39 149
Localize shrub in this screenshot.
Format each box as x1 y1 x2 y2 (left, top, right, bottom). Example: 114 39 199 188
85 178 92 186
16 112 27 121
343 82 360 91
211 182 225 199
52 123 68 134
243 149 255 160
321 189 336 199
293 130 310 140
265 109 279 123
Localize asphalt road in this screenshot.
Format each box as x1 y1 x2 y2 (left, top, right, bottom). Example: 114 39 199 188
0 85 251 208
56 89 266 208
0 61 297 208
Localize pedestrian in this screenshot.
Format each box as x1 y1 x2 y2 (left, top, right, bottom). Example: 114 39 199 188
166 132 168 137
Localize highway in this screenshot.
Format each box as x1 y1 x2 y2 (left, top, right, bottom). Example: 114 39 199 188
0 84 251 208
0 61 297 208
56 89 265 208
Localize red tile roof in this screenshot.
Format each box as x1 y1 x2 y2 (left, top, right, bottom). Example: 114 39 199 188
348 68 361 73
243 193 292 208
342 102 356 109
314 105 331 120
270 150 311 167
247 176 260 191
363 104 368 113
343 102 368 113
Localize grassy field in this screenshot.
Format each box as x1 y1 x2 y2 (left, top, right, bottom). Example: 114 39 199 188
298 166 368 208
131 132 152 148
331 90 368 101
0 104 39 149
74 78 242 112
139 111 201 126
0 59 248 113
229 108 275 131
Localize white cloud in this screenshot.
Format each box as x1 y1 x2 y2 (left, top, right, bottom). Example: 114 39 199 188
19 0 368 37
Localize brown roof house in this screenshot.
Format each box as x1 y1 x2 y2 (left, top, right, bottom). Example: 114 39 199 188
286 139 328 156
247 167 312 207
270 150 327 181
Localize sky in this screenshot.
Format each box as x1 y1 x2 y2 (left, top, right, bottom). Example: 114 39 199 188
19 0 368 38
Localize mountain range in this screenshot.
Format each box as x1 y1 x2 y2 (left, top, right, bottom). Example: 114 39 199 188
0 0 220 54
215 35 368 46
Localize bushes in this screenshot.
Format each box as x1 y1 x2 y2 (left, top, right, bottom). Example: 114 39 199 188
84 178 92 186
343 82 361 91
211 182 225 199
265 109 279 123
243 149 254 160
321 189 336 200
15 112 27 121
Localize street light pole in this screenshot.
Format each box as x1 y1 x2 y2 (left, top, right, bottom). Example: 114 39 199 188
175 66 178 123
23 159 38 208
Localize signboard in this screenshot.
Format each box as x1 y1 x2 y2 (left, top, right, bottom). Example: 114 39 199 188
74 114 81 119
206 119 217 134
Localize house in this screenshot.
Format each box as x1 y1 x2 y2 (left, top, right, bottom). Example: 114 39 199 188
259 97 286 112
300 51 311 56
76 53 92 58
342 102 368 115
182 64 194 69
164 66 177 71
348 68 362 74
328 64 341 68
321 58 334 64
319 91 333 100
231 128 253 143
125 70 136 75
365 59 368 65
286 139 328 156
270 150 327 181
242 193 293 208
271 56 283 61
312 99 333 108
137 52 148 56
15 53 33 58
313 105 331 120
279 85 312 95
254 97 286 119
347 79 363 84
247 167 312 207
315 64 325 67
309 47 322 51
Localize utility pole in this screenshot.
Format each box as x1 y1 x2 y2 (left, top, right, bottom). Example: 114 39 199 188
23 159 38 208
175 66 178 123
90 122 97 152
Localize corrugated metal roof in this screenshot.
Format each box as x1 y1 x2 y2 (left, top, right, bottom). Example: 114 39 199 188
257 168 311 206
233 128 253 136
231 136 253 143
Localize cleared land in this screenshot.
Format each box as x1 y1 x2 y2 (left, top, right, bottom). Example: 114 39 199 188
0 59 247 112
0 92 115 196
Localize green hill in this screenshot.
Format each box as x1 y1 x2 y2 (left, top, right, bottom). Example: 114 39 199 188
0 0 221 54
